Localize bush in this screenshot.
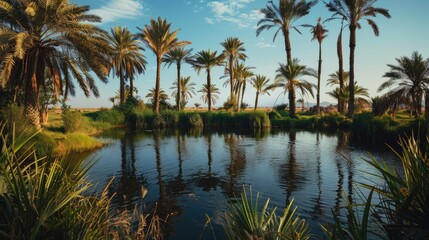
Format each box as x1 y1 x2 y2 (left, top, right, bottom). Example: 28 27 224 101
152 113 166 128
1 104 32 135
62 110 83 133
223 97 237 111
240 102 249 110
274 103 288 111
268 110 281 119
187 112 203 128
87 109 125 125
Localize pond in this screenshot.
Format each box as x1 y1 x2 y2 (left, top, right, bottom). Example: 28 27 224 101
83 129 400 239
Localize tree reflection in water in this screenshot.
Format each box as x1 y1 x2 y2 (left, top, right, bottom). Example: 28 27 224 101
195 133 220 191
109 132 147 210
221 133 246 198
311 132 323 219
280 131 308 205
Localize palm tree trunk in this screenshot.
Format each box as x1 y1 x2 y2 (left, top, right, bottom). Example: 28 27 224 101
283 28 292 65
317 42 322 115
425 91 429 120
229 57 235 102
338 23 345 114
236 81 242 112
120 71 125 104
289 86 296 118
130 75 134 98
155 56 161 113
176 62 181 110
25 72 41 129
254 92 259 111
347 24 357 117
241 82 246 111
207 69 212 112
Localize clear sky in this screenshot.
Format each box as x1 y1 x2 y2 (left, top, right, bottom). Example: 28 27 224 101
70 0 429 109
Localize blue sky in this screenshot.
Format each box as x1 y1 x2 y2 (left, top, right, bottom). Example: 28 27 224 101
70 0 429 108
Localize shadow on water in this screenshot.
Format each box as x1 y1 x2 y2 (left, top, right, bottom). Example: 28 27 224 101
83 128 395 239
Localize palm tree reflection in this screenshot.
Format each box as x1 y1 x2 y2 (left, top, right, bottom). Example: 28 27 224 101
279 131 308 204
221 133 246 197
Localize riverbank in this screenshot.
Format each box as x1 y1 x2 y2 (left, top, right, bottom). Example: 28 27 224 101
35 107 426 156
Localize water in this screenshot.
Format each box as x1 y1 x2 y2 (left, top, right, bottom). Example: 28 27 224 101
83 129 400 239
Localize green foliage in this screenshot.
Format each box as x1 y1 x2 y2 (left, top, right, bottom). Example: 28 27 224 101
86 109 125 125
274 104 288 111
322 190 378 240
62 110 83 133
235 111 271 128
223 97 237 111
364 135 429 238
0 126 164 239
223 186 311 240
187 112 204 128
161 110 182 127
152 113 166 128
268 110 282 119
1 104 33 136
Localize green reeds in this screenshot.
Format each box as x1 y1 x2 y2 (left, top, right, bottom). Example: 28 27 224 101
0 126 165 239
223 186 311 240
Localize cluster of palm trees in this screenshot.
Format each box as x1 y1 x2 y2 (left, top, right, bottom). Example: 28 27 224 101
2 0 412 129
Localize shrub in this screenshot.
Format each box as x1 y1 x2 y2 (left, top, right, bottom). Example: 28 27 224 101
87 109 125 125
268 110 282 120
152 113 166 128
240 102 249 110
62 110 83 133
187 112 203 128
161 110 180 127
223 97 237 111
274 103 288 111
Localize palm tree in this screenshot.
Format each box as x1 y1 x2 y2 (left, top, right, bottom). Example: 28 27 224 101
221 37 247 101
326 0 391 117
146 88 169 104
273 59 316 118
189 50 224 111
138 17 190 113
336 19 346 114
304 18 328 115
250 75 273 110
199 84 220 108
235 64 254 111
163 47 193 110
378 52 429 118
327 72 370 111
327 70 349 111
170 76 196 109
0 0 111 128
256 0 317 65
109 26 146 104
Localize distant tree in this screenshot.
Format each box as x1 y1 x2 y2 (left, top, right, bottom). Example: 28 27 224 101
257 0 317 65
221 37 247 102
146 88 169 104
0 0 111 128
138 17 190 113
273 59 316 118
189 50 224 111
163 47 193 110
199 84 220 108
378 52 429 118
250 75 273 110
170 76 196 109
327 79 370 112
109 26 146 104
326 0 391 117
304 17 328 115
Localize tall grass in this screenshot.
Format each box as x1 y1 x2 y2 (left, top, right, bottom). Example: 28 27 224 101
223 186 311 240
0 126 165 239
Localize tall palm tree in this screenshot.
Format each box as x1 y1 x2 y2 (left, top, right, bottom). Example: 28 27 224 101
163 47 193 110
221 37 247 101
256 0 317 65
378 52 429 118
189 49 224 111
109 26 146 104
336 19 346 114
304 17 328 115
273 59 316 118
199 84 220 109
250 75 273 110
235 64 254 111
138 17 190 113
170 76 196 109
326 0 391 117
0 0 111 128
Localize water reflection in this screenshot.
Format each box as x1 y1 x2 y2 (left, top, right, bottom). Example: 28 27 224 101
85 129 394 239
279 131 309 204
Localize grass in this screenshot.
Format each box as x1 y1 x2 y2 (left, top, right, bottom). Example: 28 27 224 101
0 126 164 239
